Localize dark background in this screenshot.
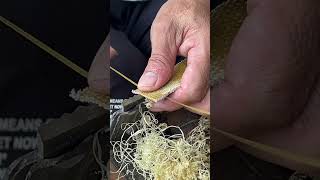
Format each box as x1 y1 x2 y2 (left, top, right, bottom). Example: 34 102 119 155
0 0 108 175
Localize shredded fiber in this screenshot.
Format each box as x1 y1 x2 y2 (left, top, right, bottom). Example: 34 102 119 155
112 107 210 180
70 87 108 109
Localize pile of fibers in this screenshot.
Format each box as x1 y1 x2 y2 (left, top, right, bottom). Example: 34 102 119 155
70 87 108 109
112 108 210 180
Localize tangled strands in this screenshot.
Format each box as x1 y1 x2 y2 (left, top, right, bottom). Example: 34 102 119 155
69 87 108 109
92 128 109 180
111 107 210 180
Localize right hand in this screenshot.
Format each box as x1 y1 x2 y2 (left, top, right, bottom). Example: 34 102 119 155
213 0 320 172
137 0 210 113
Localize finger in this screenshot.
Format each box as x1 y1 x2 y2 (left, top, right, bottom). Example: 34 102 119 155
175 36 210 101
189 89 210 114
213 6 290 136
152 88 210 115
88 35 109 95
150 98 181 112
248 77 320 174
150 33 210 112
110 46 118 60
255 76 320 154
213 2 318 137
137 17 181 91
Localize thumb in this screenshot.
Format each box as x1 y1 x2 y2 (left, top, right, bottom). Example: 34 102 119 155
137 21 179 91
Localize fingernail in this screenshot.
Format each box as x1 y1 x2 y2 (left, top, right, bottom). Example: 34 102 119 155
138 72 158 88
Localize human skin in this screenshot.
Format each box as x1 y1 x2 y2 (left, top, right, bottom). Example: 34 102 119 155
88 35 110 95
213 0 320 174
137 0 210 113
90 0 320 174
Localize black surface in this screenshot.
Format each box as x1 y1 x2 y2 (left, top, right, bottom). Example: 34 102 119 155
0 0 108 115
5 127 110 180
213 147 294 180
39 105 107 158
0 0 108 173
111 0 165 57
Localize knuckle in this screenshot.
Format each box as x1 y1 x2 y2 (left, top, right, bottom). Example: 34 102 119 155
151 17 177 36
148 54 174 71
177 87 202 104
151 19 170 33
187 84 208 102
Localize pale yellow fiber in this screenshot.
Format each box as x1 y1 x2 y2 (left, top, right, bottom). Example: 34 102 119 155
70 87 108 109
112 107 210 180
0 16 88 78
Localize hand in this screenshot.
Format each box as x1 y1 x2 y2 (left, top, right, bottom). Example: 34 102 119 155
213 0 320 172
137 0 210 112
88 35 110 95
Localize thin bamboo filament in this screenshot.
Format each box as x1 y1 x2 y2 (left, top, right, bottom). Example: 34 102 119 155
110 66 210 117
2 12 320 173
110 67 138 87
0 16 88 78
212 127 320 170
